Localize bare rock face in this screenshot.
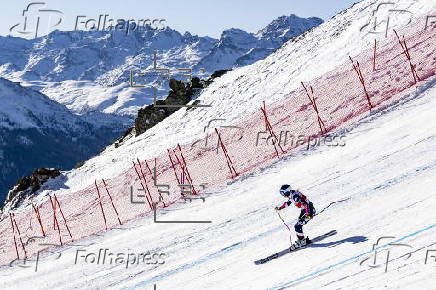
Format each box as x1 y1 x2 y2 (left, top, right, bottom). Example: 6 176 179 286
115 70 230 146
133 72 229 136
2 168 61 211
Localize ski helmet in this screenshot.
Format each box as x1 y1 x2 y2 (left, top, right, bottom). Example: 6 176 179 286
280 184 292 197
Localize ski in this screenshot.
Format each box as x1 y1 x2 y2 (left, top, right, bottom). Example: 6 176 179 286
254 230 337 265
255 253 279 264
254 239 311 265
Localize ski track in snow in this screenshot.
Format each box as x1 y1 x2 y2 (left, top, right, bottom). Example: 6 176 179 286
1 72 435 289
269 224 436 289
128 79 436 289
1 0 436 289
2 4 434 266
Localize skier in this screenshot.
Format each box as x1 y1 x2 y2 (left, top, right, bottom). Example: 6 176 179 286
275 184 316 249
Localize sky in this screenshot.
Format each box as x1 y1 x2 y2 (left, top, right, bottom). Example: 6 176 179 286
0 0 360 39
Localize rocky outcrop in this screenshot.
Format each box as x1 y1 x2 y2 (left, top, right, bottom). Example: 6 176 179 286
114 70 230 146
2 168 61 211
133 78 199 136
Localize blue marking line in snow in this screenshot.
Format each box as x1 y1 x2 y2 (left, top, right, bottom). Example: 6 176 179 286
124 225 281 289
125 159 435 289
269 224 436 290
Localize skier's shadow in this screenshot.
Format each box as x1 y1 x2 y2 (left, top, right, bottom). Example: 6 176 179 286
309 235 368 248
43 174 70 191
255 230 368 264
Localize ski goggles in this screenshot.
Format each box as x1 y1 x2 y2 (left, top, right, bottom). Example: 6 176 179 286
280 188 291 197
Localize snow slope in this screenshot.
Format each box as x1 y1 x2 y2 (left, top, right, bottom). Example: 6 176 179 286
0 77 88 130
0 0 434 255
28 0 434 199
0 0 435 288
1 61 435 290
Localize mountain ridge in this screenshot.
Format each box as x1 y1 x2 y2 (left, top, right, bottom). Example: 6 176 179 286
0 77 125 202
0 14 323 120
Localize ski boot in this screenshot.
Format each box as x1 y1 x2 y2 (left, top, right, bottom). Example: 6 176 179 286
290 237 311 251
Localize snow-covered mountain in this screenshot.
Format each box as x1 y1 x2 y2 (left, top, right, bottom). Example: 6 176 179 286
0 14 322 198
0 14 322 119
0 29 216 85
197 15 323 70
1 0 435 288
0 77 124 201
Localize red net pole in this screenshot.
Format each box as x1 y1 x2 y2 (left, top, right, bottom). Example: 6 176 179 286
176 144 197 195
52 196 57 230
260 101 285 157
49 196 63 245
393 29 420 84
32 203 46 237
12 215 27 258
132 161 153 210
168 149 182 185
215 128 238 178
169 148 194 197
301 82 327 135
145 160 153 175
9 213 20 260
349 56 373 110
13 224 26 259
53 194 73 240
94 180 108 231
138 159 164 206
11 215 27 258
169 150 187 196
101 179 122 226
173 152 186 190
137 158 153 178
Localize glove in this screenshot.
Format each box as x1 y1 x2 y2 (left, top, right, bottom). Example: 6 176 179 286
275 206 283 211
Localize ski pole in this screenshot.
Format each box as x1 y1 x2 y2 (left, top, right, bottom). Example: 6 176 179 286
276 211 293 244
314 197 350 217
276 211 291 231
